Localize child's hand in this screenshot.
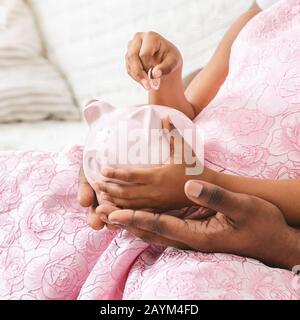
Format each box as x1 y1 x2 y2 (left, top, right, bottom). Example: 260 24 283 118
94 164 214 211
94 118 210 211
126 31 183 90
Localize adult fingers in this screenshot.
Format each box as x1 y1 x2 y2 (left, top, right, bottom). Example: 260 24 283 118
97 206 188 248
124 224 189 248
94 204 121 231
87 204 120 232
87 206 105 231
107 209 210 249
185 181 253 222
97 205 156 225
78 167 97 208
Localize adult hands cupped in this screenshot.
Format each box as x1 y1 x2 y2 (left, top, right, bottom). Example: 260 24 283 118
98 181 298 270
78 167 297 270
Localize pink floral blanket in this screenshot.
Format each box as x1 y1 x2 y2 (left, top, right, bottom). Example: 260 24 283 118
1 0 300 300
0 146 299 300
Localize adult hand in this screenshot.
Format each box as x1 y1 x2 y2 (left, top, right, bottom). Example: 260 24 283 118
78 167 118 231
126 31 183 90
78 167 103 230
97 180 300 270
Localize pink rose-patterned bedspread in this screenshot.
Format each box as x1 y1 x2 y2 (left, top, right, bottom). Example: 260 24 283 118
0 146 299 300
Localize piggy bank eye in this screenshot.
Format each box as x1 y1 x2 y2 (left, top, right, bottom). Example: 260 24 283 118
96 128 112 142
84 150 102 182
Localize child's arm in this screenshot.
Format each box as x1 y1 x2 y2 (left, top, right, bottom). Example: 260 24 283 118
211 173 300 228
149 2 262 118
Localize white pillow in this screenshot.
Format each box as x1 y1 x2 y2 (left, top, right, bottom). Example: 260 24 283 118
0 0 79 123
256 0 280 10
28 0 253 108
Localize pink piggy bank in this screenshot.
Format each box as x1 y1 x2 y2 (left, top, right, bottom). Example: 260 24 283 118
83 100 204 202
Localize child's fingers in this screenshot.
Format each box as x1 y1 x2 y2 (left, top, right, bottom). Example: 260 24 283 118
162 117 173 132
155 53 180 77
96 182 152 200
99 192 115 206
126 35 150 89
161 118 176 160
152 66 163 79
110 197 153 210
101 167 155 184
139 32 161 70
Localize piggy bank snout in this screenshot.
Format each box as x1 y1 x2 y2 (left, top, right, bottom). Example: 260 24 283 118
96 127 113 143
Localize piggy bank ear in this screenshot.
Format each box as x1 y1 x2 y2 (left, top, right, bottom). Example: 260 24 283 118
84 101 115 125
